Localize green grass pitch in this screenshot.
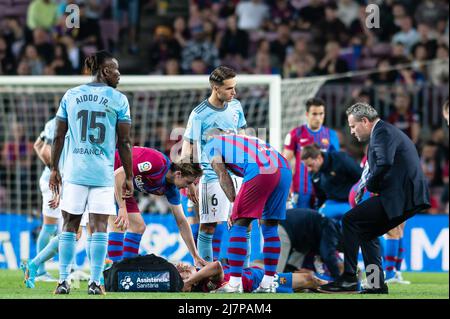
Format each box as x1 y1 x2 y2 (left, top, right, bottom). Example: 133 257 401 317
0 270 447 299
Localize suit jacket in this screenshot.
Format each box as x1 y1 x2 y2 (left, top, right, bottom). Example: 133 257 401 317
366 120 431 219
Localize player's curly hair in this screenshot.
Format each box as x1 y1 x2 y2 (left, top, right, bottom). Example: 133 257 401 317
170 157 203 178
84 50 114 75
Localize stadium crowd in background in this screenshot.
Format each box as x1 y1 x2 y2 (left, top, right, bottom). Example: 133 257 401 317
0 0 448 214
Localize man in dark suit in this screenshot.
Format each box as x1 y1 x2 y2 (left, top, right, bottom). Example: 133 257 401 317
319 103 430 294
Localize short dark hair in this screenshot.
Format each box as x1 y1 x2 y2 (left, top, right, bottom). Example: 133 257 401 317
301 144 323 160
170 158 203 179
84 50 114 75
209 66 236 86
306 97 325 112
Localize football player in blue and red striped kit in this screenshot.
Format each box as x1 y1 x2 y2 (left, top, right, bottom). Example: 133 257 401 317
283 98 340 208
204 133 292 293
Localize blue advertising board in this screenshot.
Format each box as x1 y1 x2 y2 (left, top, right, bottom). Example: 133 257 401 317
0 213 448 272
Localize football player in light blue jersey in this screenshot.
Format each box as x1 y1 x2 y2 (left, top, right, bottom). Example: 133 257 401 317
29 118 60 282
181 66 249 264
49 51 133 295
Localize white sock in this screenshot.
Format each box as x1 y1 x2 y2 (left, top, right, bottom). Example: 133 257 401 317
229 276 242 287
260 275 274 288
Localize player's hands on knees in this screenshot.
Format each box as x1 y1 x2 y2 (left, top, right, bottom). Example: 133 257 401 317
49 169 62 196
122 177 134 199
187 183 199 205
115 207 129 231
48 192 60 209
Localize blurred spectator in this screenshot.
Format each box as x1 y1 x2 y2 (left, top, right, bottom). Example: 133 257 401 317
253 39 280 71
149 25 181 74
411 23 438 59
45 43 74 75
428 45 449 86
113 0 140 54
85 0 103 20
270 0 295 28
190 57 208 74
414 0 449 29
420 140 442 213
72 2 103 50
396 60 426 87
0 37 15 75
16 60 31 75
297 0 325 28
164 58 181 75
316 2 349 46
59 35 85 73
390 42 408 65
412 44 429 76
235 0 270 31
387 90 421 144
283 37 316 78
2 17 25 59
20 44 45 75
173 16 191 48
337 0 359 29
33 28 54 64
181 25 220 73
218 15 249 60
2 121 33 170
368 58 398 85
202 20 218 45
317 41 349 78
217 0 237 18
270 23 294 68
252 51 279 74
391 16 420 54
430 127 449 185
26 0 58 31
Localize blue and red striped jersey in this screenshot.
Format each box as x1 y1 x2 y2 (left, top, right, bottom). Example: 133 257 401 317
204 135 290 182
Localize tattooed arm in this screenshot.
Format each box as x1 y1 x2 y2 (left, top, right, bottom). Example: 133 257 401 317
211 156 236 202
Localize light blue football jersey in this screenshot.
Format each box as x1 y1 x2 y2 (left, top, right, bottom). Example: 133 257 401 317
56 83 131 187
184 99 246 183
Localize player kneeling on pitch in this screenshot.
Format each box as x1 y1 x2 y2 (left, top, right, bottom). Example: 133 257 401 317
108 147 207 267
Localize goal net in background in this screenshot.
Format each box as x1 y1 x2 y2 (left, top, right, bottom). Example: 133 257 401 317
1 75 327 216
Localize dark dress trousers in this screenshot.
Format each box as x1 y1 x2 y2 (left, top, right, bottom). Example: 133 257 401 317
342 120 431 284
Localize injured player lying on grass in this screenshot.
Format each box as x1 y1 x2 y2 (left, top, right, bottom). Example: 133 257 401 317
176 261 327 293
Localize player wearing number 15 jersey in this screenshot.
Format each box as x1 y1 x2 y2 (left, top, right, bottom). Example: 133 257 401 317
50 51 133 295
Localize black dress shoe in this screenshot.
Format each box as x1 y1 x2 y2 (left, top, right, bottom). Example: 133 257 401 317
318 274 360 294
360 283 389 294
